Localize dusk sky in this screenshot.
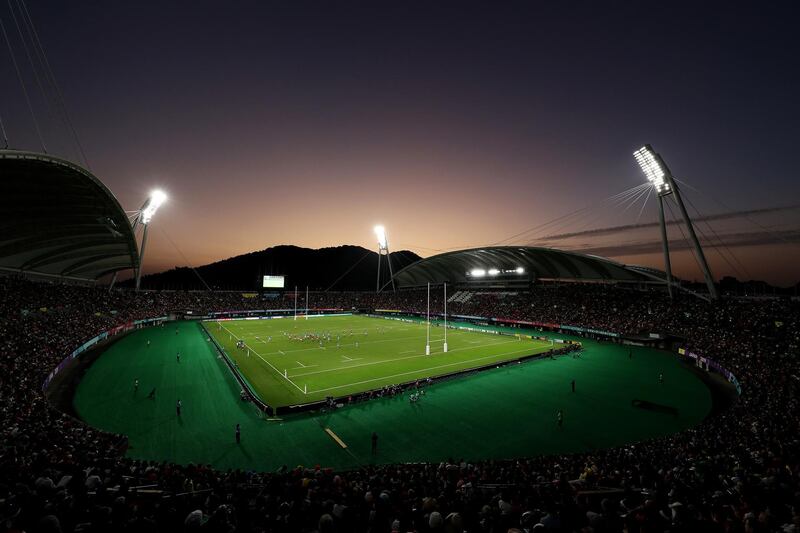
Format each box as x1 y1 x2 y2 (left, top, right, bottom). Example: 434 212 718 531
2 1 799 284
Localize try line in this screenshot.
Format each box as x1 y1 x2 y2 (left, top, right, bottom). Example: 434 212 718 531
216 321 307 395
310 344 549 394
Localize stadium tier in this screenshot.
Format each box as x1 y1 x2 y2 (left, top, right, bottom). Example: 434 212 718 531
1 276 798 532
0 150 139 281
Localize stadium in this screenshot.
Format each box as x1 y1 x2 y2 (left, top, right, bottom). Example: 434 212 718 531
1 4 799 533
3 146 795 533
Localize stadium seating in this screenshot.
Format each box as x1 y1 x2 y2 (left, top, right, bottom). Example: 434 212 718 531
1 276 798 532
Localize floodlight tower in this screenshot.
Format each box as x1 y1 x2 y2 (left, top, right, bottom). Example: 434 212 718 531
374 225 396 292
133 190 167 291
634 145 717 300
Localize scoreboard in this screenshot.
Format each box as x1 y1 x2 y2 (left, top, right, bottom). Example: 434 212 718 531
262 275 285 289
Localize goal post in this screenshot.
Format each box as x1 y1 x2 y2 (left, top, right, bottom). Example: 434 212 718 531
425 282 431 355
443 282 448 353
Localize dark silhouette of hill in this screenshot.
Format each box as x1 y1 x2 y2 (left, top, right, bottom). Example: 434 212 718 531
125 245 421 291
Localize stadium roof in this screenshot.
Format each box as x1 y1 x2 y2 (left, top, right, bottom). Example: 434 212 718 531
393 246 664 287
0 150 139 281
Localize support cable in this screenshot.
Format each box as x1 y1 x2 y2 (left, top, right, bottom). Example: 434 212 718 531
675 177 800 252
7 0 52 133
530 183 650 245
665 198 705 282
569 184 651 233
557 184 652 236
324 249 372 292
690 217 746 280
619 184 652 215
636 186 653 224
529 186 650 246
395 243 447 254
0 7 46 152
681 191 750 279
553 186 652 249
491 183 650 246
0 108 8 148
19 0 90 168
156 226 213 291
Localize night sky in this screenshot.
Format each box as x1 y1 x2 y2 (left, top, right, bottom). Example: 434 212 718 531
1 1 799 284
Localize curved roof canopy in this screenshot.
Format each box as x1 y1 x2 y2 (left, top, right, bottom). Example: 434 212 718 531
0 150 138 281
393 246 663 287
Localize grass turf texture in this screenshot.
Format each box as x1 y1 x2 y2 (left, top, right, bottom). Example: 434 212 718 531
206 315 555 408
73 320 713 472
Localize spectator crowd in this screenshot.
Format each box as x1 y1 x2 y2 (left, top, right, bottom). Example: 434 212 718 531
1 277 799 532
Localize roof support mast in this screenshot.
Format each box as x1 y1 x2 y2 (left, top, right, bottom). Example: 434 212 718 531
666 172 718 299
656 195 673 298
634 145 717 300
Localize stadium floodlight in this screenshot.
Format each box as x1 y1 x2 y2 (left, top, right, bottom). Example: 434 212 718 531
374 225 395 292
134 190 167 291
374 225 388 250
515 266 525 274
469 268 486 277
140 189 167 225
633 146 671 195
488 268 500 276
633 144 718 300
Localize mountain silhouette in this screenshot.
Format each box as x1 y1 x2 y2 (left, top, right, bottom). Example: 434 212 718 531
127 245 421 291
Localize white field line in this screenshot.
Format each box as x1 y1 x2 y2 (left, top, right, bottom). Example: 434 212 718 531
290 336 523 378
238 332 445 357
290 364 318 370
217 322 307 395
242 322 404 337
239 321 549 364
230 316 417 335
232 320 509 356
225 318 553 383
310 345 544 394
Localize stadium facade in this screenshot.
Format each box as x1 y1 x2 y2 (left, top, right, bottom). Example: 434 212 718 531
0 150 139 281
392 246 666 289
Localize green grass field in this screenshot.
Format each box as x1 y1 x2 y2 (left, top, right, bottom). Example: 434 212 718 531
206 314 555 408
72 319 714 472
